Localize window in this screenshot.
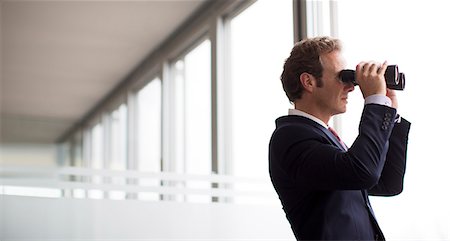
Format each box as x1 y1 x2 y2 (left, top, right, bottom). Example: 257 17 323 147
334 0 450 239
88 122 104 199
108 104 128 200
110 104 127 171
171 39 212 202
69 131 85 198
136 77 162 200
222 0 293 203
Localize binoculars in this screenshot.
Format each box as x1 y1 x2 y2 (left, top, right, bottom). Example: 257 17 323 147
339 65 405 90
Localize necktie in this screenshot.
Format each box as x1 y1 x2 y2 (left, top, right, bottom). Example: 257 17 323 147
328 127 348 151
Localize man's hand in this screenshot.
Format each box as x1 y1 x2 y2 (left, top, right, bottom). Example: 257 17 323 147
356 61 388 98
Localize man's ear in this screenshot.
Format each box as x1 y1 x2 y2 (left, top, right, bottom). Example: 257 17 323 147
299 73 315 93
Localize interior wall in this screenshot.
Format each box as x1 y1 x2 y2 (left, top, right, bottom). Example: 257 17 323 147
0 143 57 167
1 195 295 240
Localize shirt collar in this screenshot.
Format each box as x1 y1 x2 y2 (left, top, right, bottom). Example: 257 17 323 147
288 109 328 129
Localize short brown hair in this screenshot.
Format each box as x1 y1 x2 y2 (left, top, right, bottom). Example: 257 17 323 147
280 36 341 102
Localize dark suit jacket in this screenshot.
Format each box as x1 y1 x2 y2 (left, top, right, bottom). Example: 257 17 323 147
269 104 411 240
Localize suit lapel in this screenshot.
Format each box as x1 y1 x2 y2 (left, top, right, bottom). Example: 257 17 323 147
291 116 347 151
319 127 348 151
281 115 347 151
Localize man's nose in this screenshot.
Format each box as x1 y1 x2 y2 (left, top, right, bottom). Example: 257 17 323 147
345 82 355 92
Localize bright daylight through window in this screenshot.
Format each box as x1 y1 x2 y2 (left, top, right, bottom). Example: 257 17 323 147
335 0 450 239
226 0 293 204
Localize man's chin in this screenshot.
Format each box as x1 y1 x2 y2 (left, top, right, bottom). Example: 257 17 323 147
332 109 346 116
337 107 346 115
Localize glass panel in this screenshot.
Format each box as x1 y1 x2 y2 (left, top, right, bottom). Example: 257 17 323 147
73 129 92 199
88 122 104 199
136 77 162 201
71 131 83 167
184 40 212 176
336 0 450 239
110 104 127 170
226 0 293 203
70 131 85 198
109 104 127 200
173 39 212 203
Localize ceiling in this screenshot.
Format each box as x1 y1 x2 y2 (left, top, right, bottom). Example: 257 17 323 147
1 0 208 144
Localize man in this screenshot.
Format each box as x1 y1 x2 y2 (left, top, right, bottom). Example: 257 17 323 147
268 36 411 240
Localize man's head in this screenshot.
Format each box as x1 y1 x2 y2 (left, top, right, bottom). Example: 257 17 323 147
281 36 354 123
281 36 342 102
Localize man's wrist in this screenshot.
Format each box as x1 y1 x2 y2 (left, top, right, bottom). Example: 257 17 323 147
365 95 402 123
364 94 392 107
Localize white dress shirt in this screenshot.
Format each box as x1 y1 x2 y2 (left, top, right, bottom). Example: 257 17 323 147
289 94 396 126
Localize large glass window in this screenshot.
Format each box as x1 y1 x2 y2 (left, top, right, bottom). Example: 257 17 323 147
70 131 85 198
136 77 162 200
172 39 212 202
108 104 128 200
334 0 450 239
224 0 293 203
110 104 127 171
88 122 104 199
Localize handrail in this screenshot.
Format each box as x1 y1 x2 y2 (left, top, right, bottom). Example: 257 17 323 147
1 166 269 183
0 166 277 201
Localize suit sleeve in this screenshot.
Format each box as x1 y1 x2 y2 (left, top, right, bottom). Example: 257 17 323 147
369 117 411 196
270 104 403 191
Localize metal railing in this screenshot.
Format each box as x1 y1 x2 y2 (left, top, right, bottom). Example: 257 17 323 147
0 166 277 204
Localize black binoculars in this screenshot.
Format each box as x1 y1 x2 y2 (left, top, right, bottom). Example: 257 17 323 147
339 65 405 90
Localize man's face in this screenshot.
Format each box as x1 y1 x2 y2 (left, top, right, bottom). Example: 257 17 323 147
314 50 354 116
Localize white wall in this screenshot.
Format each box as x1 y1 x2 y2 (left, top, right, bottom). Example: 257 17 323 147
1 195 295 240
0 143 57 167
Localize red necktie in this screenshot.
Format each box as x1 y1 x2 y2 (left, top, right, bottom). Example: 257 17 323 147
328 127 348 151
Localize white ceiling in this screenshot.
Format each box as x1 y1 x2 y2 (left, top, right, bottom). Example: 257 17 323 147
1 0 208 143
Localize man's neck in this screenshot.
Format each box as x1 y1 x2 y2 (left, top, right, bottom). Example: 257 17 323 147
294 101 331 125
289 109 329 129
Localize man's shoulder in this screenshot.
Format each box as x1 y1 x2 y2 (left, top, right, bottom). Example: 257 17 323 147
276 115 319 127
272 115 325 140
